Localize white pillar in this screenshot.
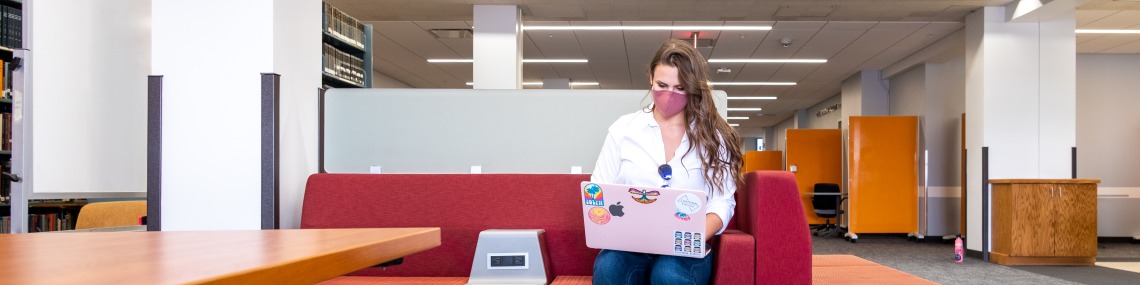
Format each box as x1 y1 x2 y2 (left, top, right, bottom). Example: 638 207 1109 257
152 0 320 230
964 6 1076 252
473 5 523 89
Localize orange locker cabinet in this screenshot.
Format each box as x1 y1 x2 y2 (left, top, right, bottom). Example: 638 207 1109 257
743 150 783 173
848 116 919 237
785 129 843 225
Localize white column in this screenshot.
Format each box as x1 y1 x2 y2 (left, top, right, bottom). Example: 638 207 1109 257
153 0 320 230
473 5 522 89
964 6 1076 252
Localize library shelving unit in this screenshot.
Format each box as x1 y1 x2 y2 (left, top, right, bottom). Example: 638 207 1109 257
322 2 372 88
0 0 32 234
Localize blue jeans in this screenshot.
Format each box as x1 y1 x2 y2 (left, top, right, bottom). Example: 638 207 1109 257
592 249 713 285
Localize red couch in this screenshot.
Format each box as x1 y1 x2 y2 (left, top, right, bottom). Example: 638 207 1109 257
301 171 810 284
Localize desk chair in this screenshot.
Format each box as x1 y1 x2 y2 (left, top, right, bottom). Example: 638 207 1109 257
75 201 147 230
810 183 844 237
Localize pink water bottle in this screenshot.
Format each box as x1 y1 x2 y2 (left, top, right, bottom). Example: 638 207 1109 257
954 236 964 263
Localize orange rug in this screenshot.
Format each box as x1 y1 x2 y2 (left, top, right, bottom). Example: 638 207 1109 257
812 255 938 285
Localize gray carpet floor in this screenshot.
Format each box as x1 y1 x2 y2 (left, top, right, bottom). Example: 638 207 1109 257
811 234 1140 285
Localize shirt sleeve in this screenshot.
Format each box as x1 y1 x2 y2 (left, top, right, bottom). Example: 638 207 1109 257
590 131 620 184
705 148 737 235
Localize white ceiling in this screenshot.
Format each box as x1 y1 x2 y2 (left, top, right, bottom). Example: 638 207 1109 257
328 0 1140 133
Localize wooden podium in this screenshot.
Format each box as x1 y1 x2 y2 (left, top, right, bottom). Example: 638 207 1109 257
990 179 1099 265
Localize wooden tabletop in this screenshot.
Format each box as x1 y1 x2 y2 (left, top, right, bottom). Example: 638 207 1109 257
990 179 1100 184
0 228 441 284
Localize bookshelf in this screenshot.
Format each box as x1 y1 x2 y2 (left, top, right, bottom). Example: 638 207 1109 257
322 2 371 89
0 0 18 233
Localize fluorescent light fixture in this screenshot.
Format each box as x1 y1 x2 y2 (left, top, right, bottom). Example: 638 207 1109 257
729 123 740 127
709 59 827 63
1075 29 1140 34
728 96 777 100
709 82 796 86
428 59 474 63
465 82 600 86
524 26 771 31
727 108 763 111
429 59 589 63
525 59 589 63
726 117 749 120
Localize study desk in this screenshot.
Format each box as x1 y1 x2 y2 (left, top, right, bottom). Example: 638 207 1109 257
0 227 441 284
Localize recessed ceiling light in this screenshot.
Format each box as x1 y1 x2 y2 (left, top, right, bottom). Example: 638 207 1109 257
1075 29 1140 34
709 82 796 86
428 59 589 63
726 117 749 120
523 26 772 31
728 96 777 100
727 108 763 111
729 123 740 127
709 59 827 63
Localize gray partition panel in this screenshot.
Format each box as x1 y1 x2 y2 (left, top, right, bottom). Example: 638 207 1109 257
324 88 726 174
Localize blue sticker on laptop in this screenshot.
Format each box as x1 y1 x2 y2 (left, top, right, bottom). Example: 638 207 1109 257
583 183 604 206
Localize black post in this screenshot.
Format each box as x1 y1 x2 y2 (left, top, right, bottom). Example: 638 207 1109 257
147 75 163 231
261 73 280 230
318 88 326 173
1072 147 1077 179
981 146 989 262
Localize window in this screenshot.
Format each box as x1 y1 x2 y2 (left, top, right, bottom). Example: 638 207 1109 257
756 138 764 151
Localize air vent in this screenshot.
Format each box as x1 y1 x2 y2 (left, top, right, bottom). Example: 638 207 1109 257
429 29 473 39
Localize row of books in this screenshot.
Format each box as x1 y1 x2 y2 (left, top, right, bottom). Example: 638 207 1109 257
29 212 75 232
323 43 366 87
1 113 10 151
323 2 365 49
0 213 75 233
0 5 20 49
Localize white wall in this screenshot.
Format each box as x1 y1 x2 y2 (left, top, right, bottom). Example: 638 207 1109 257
804 95 842 130
273 0 321 229
1076 54 1140 237
771 116 794 151
28 0 150 194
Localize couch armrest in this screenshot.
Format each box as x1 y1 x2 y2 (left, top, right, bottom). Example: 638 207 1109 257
745 171 812 285
712 230 755 285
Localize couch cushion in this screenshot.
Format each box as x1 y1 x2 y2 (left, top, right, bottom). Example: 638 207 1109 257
302 174 597 277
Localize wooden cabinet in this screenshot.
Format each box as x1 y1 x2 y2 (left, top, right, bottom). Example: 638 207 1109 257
990 179 1099 265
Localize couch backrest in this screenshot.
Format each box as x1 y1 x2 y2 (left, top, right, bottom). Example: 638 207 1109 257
301 173 597 277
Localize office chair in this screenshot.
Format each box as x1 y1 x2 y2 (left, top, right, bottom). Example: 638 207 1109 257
75 201 147 230
810 183 844 237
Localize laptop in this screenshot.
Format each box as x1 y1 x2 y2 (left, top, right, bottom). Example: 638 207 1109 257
580 181 709 258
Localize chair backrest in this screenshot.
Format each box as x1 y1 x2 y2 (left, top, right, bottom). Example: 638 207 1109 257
811 183 841 210
75 201 147 230
744 171 812 284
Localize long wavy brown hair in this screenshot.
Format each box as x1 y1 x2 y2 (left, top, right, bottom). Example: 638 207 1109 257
647 39 743 194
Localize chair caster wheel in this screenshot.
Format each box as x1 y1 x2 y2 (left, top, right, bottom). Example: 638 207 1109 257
849 238 857 243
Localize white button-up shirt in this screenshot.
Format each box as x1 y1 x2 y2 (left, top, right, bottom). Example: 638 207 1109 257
590 110 737 235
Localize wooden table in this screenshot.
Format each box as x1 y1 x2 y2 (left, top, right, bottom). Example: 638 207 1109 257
0 228 441 284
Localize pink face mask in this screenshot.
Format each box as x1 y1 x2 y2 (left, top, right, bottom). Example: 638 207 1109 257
653 89 688 118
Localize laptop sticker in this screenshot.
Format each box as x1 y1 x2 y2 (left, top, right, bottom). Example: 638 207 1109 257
675 238 682 245
608 202 625 217
675 231 683 238
674 193 701 221
583 183 604 206
693 233 701 240
628 188 660 204
587 207 611 225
